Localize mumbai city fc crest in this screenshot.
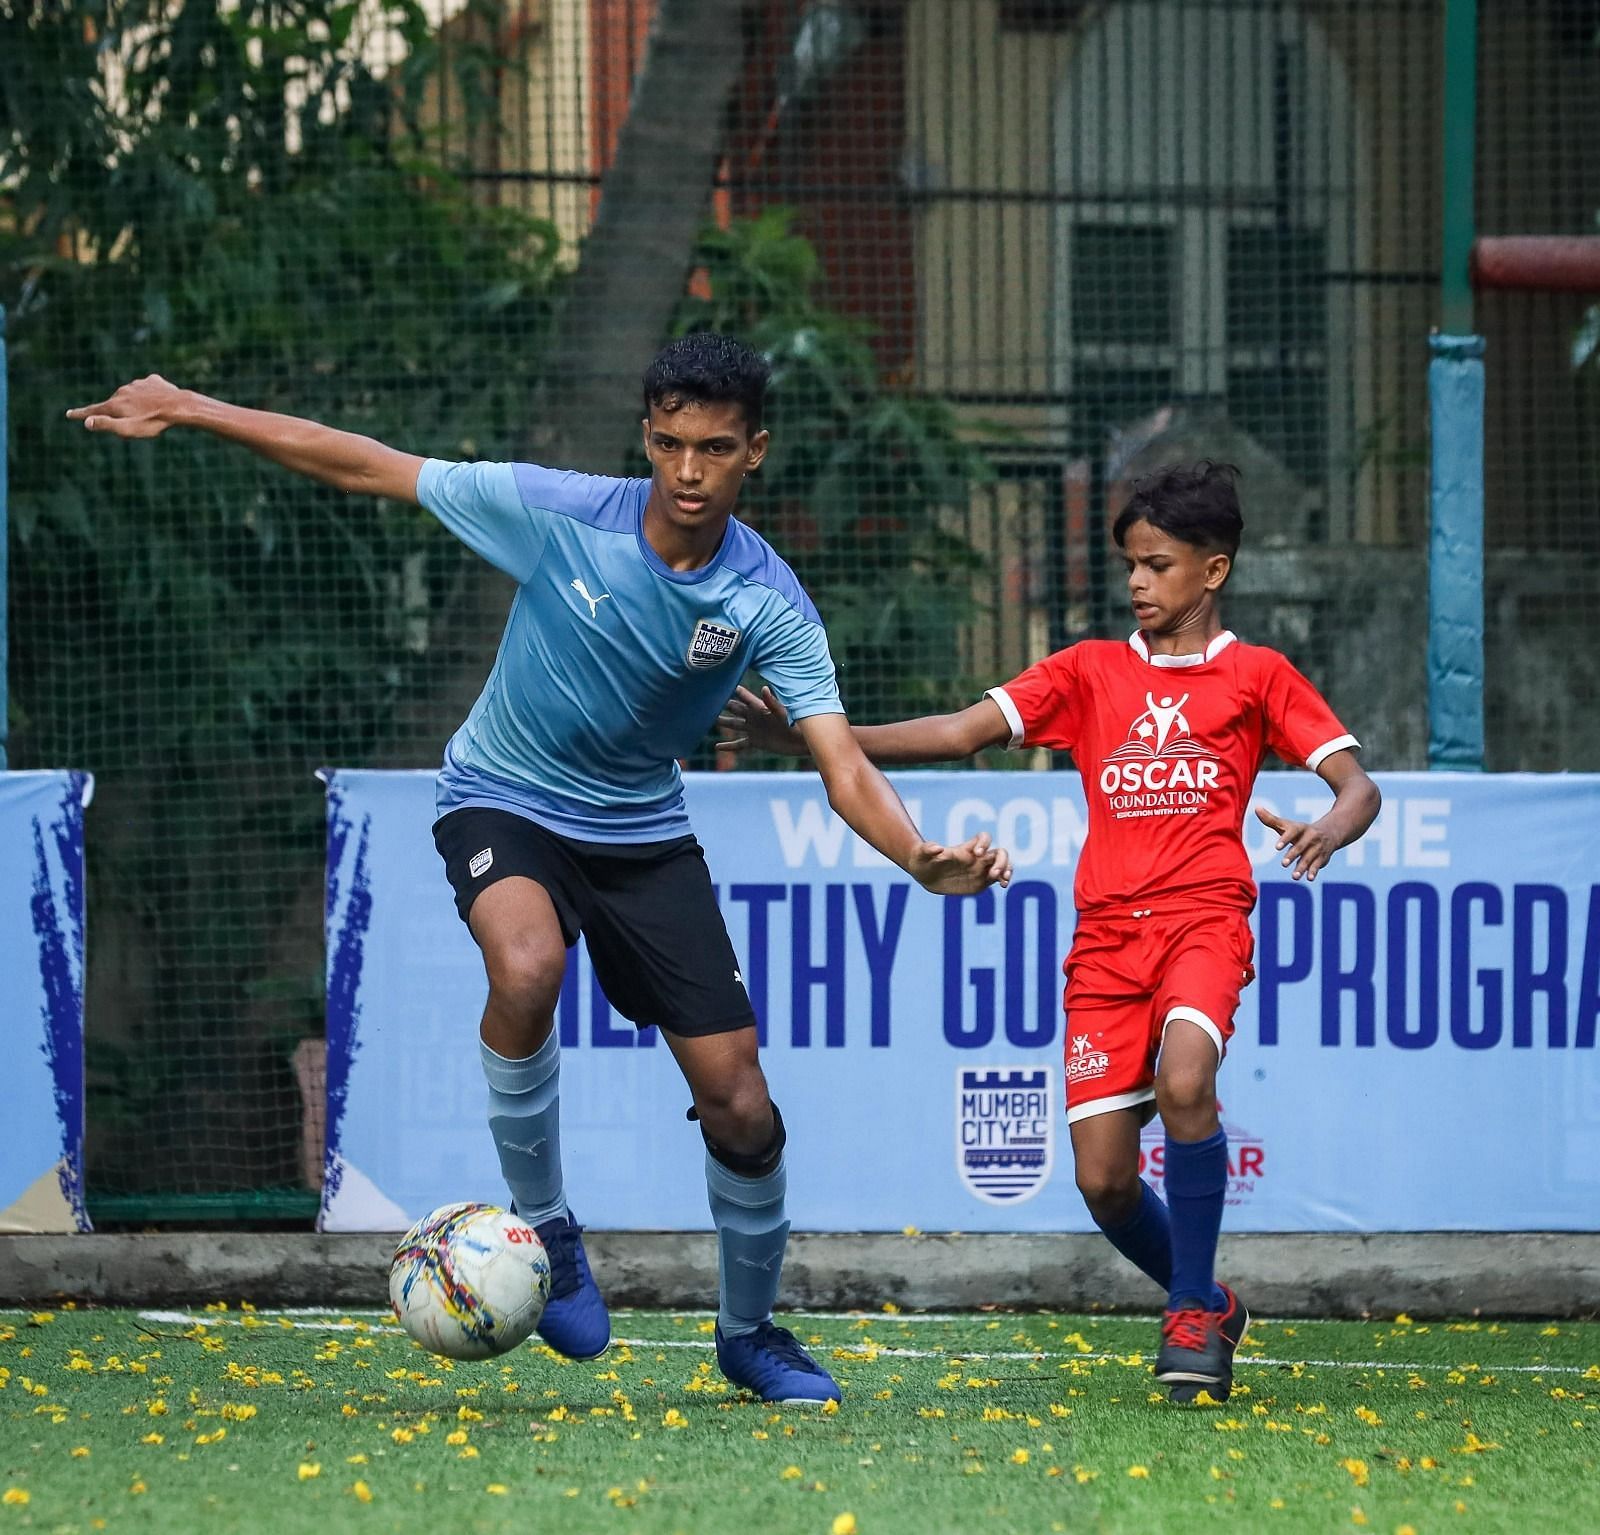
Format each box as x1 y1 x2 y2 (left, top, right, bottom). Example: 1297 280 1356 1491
956 1066 1054 1205
687 618 741 669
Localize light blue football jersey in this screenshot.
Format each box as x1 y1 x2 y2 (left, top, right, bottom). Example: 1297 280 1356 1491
418 459 844 842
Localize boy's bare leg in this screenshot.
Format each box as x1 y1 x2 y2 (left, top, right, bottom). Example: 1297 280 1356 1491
1071 1106 1171 1292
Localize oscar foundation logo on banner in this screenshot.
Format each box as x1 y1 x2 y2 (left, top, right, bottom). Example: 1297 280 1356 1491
1139 1103 1266 1207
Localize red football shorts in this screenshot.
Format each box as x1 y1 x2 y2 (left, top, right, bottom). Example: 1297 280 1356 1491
1061 908 1256 1125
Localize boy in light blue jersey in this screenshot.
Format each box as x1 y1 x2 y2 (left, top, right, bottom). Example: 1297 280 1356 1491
71 336 1012 1404
420 450 844 843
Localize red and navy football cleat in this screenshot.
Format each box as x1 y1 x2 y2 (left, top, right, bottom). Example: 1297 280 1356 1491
1159 1284 1249 1404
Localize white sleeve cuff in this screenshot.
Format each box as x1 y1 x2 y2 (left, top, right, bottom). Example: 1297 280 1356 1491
1306 733 1361 770
984 687 1026 750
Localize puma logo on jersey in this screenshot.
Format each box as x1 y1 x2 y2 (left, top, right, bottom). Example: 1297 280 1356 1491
570 578 612 619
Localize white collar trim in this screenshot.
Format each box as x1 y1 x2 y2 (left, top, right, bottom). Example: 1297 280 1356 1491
1127 630 1237 668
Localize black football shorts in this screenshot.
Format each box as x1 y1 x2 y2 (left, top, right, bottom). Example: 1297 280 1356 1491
433 806 756 1038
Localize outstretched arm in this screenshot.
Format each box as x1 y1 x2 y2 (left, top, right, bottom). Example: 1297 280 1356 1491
720 685 1012 764
68 375 425 504
1254 749 1381 882
796 712 1011 895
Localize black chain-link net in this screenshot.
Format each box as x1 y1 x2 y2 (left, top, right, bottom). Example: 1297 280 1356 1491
1 0 1584 1209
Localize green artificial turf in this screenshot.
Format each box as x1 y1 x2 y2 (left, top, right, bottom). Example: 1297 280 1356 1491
2 1305 1596 1533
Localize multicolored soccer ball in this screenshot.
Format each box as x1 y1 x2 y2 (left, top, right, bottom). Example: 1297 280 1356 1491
388 1203 551 1360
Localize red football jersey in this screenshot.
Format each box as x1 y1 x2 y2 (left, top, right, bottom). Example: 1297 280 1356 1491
988 631 1357 916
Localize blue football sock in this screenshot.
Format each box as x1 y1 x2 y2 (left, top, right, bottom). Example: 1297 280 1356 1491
1163 1129 1229 1311
481 1034 566 1228
705 1151 790 1338
1094 1179 1173 1291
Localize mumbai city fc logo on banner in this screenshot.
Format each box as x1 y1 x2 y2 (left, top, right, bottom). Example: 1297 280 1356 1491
1098 690 1221 820
686 618 740 669
1140 1104 1266 1208
956 1067 1054 1205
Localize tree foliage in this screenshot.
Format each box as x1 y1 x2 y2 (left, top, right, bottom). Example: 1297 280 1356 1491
1 6 992 1192
3 0 563 1189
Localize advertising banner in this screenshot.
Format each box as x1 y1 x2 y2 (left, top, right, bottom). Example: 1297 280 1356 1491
321 770 1599 1233
0 771 93 1233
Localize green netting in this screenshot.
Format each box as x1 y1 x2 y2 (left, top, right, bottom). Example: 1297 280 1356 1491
0 0 1589 1209
1477 0 1600 769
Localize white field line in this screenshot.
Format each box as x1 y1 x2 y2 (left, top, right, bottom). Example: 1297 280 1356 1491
9 1304 1568 1327
12 1306 1121 1324
127 1311 1599 1377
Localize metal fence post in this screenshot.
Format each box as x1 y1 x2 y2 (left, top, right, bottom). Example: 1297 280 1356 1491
1429 0 1483 771
1441 0 1477 337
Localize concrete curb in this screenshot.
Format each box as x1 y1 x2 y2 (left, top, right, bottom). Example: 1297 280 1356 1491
3 1232 1598 1317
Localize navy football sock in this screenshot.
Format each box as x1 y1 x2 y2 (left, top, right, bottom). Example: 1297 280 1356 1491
1094 1179 1173 1291
481 1033 566 1228
705 1152 790 1339
1163 1129 1229 1311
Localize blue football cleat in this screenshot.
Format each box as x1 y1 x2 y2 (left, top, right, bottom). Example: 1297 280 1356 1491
532 1209 611 1360
716 1320 842 1405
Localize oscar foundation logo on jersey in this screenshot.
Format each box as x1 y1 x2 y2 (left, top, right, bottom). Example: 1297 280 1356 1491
1098 690 1221 819
1139 1104 1266 1208
956 1066 1054 1205
686 618 741 669
1065 1033 1110 1085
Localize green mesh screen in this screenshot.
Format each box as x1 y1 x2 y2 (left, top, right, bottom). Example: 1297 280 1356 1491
1477 0 1600 770
0 0 1584 1211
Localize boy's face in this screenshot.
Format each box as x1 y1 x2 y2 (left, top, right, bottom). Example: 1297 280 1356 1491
642 399 768 533
1119 517 1231 632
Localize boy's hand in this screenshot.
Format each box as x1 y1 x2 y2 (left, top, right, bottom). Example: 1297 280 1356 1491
907 833 1012 895
1255 805 1339 881
716 685 808 757
67 375 188 438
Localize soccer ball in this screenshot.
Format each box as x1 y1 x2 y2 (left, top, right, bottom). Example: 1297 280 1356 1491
389 1202 551 1360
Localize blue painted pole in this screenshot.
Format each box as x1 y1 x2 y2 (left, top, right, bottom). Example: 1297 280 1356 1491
1 302 8 771
1427 332 1486 771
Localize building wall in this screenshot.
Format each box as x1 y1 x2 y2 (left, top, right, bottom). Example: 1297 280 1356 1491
411 0 593 261
906 0 1442 548
721 3 920 366
906 0 1076 412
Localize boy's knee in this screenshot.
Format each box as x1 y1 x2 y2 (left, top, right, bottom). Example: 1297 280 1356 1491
1154 1063 1214 1118
484 935 565 1020
694 1068 774 1155
1075 1165 1141 1226
1155 1018 1220 1118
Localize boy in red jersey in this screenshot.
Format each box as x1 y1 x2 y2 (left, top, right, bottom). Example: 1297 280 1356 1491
719 462 1380 1401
